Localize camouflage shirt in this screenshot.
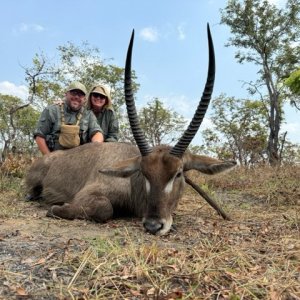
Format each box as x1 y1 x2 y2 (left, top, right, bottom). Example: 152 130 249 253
34 102 103 151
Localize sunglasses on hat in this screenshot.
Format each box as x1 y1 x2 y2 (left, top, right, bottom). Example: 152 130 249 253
92 93 107 100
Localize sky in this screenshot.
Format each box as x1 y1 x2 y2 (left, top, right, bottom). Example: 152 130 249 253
0 0 299 146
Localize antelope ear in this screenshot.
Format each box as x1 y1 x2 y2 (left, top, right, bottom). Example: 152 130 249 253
183 153 236 175
99 156 141 177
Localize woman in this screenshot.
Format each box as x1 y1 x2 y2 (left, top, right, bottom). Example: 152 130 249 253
87 84 119 142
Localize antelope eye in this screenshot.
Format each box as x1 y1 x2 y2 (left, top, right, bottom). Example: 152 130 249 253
176 172 182 178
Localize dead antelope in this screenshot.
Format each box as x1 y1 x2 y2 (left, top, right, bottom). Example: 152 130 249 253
25 24 236 235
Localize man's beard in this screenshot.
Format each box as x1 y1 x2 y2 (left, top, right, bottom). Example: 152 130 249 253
68 101 82 111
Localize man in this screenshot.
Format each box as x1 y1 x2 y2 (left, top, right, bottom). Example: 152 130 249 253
34 81 104 155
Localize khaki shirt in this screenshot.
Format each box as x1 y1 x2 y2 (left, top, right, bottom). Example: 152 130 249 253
34 102 103 151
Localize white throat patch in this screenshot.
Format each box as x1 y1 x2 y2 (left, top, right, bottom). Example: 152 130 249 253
164 178 174 194
145 178 150 194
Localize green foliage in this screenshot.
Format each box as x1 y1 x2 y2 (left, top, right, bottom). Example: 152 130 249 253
221 0 300 79
284 67 300 110
138 98 187 146
29 41 139 112
202 94 268 165
280 141 300 164
15 106 39 137
188 144 206 155
220 0 300 164
0 94 39 155
285 68 300 94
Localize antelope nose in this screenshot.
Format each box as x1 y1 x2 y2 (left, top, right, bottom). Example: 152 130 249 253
143 219 163 235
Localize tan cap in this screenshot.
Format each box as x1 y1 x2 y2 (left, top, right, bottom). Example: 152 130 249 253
91 85 110 98
67 81 87 95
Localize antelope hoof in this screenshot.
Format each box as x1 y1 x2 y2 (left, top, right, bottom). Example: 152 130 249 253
46 205 61 219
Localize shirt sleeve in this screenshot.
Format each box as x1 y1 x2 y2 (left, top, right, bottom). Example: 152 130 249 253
88 112 103 139
33 107 53 139
105 111 119 142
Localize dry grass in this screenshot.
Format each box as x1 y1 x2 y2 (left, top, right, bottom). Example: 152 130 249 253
0 164 299 299
194 164 300 206
63 223 300 299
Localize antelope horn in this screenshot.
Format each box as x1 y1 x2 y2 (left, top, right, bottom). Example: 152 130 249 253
124 29 152 156
169 23 215 158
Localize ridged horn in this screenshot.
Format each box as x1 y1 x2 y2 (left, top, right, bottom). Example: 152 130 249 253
124 29 152 156
169 23 215 158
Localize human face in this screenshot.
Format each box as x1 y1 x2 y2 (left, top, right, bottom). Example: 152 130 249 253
91 93 107 112
66 89 86 111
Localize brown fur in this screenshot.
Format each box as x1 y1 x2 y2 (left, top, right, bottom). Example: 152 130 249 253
26 142 236 235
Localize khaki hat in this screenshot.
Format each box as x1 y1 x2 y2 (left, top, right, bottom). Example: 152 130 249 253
91 85 110 98
67 81 87 95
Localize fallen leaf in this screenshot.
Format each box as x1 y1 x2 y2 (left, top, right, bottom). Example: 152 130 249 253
161 290 183 299
32 257 46 266
21 258 34 264
16 287 28 296
130 289 142 296
147 287 156 297
163 264 180 272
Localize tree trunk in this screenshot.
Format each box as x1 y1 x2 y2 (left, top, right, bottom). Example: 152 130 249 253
267 92 281 166
1 140 10 162
263 59 281 166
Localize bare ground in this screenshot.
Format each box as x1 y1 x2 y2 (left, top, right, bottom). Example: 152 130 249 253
0 187 299 300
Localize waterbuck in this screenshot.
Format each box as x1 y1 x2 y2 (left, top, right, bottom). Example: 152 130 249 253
25 24 236 235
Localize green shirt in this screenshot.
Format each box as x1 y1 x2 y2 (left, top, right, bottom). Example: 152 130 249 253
93 108 119 142
34 102 102 151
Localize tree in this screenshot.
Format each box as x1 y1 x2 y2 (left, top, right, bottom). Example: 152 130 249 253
0 94 39 160
202 94 268 166
0 53 58 160
22 53 62 110
26 41 139 112
220 0 300 165
138 98 187 147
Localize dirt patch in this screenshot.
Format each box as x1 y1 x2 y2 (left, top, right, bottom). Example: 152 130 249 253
0 190 299 299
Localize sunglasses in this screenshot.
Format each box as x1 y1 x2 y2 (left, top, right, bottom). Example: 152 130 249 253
69 90 85 97
92 93 107 100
